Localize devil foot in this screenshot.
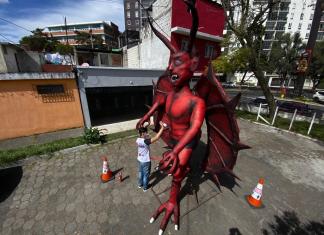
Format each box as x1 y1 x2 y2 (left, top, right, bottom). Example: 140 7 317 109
150 201 180 234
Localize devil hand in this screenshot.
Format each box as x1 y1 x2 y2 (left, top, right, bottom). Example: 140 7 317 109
136 115 151 129
159 151 178 175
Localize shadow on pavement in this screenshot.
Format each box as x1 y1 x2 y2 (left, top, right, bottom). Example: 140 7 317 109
262 211 324 235
229 228 242 235
0 166 23 203
149 140 240 207
181 140 239 201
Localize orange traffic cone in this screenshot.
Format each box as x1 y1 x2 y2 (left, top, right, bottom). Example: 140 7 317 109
101 156 113 183
247 178 264 208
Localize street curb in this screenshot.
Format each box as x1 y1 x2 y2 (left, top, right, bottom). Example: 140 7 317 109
239 118 324 145
0 134 138 170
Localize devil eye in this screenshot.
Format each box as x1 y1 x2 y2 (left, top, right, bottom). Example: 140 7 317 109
174 59 182 66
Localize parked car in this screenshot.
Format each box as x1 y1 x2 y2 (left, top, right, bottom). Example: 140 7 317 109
313 91 324 103
222 82 236 88
251 96 277 106
277 101 313 116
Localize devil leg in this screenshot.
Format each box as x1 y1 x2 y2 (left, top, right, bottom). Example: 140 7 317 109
150 148 192 234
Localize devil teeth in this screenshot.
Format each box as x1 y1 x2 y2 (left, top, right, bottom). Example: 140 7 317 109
171 75 178 81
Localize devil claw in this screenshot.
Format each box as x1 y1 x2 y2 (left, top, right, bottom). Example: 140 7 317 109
158 229 163 235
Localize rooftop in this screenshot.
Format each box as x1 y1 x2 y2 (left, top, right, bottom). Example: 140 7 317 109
47 20 113 28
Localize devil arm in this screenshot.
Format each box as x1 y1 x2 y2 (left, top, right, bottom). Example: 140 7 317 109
173 99 205 155
136 99 164 129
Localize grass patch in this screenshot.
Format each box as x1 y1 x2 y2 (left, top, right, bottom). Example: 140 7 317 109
0 129 138 166
236 110 324 142
293 96 313 103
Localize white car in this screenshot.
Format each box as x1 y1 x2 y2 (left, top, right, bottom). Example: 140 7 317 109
313 91 324 103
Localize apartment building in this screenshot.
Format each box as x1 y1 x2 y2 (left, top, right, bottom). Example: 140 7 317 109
46 21 120 50
123 0 154 31
228 0 322 52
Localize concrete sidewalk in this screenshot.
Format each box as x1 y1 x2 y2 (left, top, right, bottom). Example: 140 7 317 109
0 119 323 235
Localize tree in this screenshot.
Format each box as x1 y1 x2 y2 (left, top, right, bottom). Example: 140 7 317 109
268 33 305 87
308 41 324 91
54 43 74 55
19 28 60 52
20 28 48 51
213 47 251 84
74 30 103 48
219 0 281 118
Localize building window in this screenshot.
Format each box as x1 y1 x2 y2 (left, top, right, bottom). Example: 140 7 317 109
135 19 139 25
290 13 294 20
262 41 271 50
320 23 324 31
127 20 131 26
278 12 287 21
300 13 304 20
305 33 309 39
181 39 189 51
36 85 64 94
135 1 138 8
127 11 130 18
205 44 214 58
135 11 139 18
264 32 274 39
308 23 312 30
126 2 130 9
288 23 292 29
266 22 275 30
292 3 296 9
317 32 324 41
275 22 286 30
298 23 302 30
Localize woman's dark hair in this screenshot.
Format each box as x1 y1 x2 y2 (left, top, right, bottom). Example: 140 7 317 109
138 127 148 135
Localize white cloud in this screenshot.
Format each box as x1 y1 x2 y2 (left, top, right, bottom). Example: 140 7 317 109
0 0 9 4
0 0 125 43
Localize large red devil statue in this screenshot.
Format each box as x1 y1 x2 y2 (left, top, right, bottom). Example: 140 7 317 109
136 0 249 234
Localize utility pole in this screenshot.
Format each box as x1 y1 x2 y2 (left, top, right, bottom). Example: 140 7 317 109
295 0 324 96
64 16 69 45
90 29 94 49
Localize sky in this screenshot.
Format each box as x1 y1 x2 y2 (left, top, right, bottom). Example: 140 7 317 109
0 0 125 43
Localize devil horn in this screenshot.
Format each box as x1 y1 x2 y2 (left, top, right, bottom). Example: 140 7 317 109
185 0 199 55
146 13 178 54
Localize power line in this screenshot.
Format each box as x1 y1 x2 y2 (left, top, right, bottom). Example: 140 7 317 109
0 17 33 33
135 0 170 37
0 33 28 51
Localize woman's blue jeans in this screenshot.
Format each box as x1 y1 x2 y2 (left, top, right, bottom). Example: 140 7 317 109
138 161 151 190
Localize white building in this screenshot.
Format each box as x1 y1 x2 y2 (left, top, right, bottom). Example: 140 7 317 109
225 0 321 87
127 0 173 69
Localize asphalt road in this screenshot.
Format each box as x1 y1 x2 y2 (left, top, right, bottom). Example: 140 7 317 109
226 88 324 115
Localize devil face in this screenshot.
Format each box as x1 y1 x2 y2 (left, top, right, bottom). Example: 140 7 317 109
168 52 194 88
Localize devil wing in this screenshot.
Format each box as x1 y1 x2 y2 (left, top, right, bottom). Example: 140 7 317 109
194 63 250 185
